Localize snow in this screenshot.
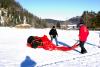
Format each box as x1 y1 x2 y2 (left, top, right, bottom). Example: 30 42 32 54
0 27 100 67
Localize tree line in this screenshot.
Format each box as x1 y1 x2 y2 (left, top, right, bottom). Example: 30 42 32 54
82 11 100 30
0 0 47 28
0 0 100 29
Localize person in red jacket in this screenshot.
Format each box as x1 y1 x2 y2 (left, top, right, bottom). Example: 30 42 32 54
78 22 89 54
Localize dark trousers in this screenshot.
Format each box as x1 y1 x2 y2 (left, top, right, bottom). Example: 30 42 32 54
51 37 58 46
79 41 87 53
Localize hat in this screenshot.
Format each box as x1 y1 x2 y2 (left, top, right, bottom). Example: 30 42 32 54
77 22 84 28
79 22 84 25
52 26 55 28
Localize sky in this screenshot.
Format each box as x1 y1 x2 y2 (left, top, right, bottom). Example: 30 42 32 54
15 0 100 21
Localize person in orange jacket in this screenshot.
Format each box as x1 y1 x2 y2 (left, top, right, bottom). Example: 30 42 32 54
78 22 89 54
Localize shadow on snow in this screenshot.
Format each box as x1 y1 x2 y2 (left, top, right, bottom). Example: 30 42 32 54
21 56 36 67
58 41 81 53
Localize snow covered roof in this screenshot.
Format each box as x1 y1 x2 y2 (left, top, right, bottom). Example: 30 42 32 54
15 24 32 28
67 24 77 26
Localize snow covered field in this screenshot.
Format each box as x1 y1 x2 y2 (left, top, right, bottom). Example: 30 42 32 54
0 27 100 67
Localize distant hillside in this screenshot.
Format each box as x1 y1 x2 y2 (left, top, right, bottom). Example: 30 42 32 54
44 19 65 28
0 0 47 28
44 17 81 29
44 19 64 24
0 0 86 29
67 16 81 24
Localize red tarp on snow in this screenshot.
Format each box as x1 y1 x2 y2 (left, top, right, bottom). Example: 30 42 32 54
27 35 79 51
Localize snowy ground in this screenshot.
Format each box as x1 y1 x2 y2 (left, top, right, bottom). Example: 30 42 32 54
0 27 100 67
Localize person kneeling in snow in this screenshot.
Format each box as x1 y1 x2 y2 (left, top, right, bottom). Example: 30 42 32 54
49 26 58 46
77 22 89 54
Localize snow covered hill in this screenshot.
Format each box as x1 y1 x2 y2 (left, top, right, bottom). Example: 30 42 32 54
0 27 100 67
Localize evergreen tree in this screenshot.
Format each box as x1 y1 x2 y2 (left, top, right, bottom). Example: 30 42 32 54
0 0 48 28
56 22 61 29
96 11 100 28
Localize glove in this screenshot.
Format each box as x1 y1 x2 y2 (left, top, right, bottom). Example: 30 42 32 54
50 35 53 37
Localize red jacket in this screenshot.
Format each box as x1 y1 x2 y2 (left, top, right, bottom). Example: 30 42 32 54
79 25 89 41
